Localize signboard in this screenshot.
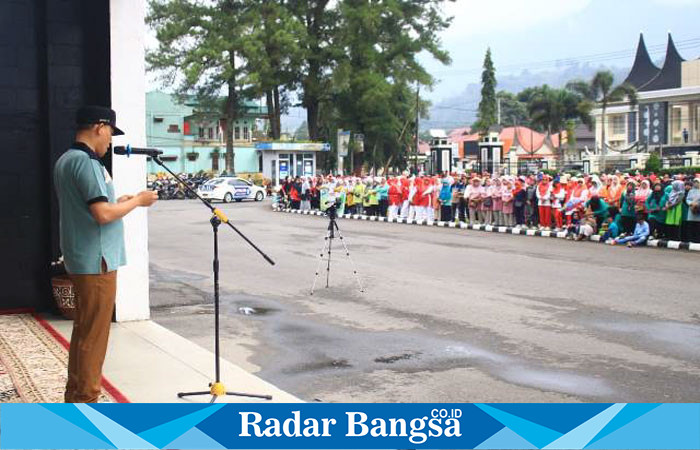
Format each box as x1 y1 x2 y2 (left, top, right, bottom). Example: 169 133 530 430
304 160 313 177
279 161 289 179
337 130 351 157
255 142 330 152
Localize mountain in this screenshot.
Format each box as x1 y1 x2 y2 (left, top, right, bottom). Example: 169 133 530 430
281 63 630 135
422 63 629 131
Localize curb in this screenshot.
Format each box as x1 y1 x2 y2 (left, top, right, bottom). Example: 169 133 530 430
273 208 700 253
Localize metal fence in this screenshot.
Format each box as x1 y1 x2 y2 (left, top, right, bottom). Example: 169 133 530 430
469 161 589 176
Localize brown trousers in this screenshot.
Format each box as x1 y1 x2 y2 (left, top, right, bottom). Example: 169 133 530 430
65 261 116 403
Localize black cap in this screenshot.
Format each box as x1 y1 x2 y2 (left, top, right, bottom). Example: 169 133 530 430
76 106 125 136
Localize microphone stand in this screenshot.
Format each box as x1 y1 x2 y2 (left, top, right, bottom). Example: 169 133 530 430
151 156 274 403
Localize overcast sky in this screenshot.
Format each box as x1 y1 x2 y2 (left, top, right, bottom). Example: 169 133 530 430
146 0 700 116
421 0 700 101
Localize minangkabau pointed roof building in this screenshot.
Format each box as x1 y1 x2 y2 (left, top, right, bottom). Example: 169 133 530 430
639 33 686 91
623 33 660 89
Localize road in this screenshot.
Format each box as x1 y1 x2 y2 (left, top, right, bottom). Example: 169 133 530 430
148 199 700 403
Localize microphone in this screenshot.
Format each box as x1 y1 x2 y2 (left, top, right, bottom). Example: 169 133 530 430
113 145 163 157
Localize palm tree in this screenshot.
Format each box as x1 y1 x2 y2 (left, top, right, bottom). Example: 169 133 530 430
567 71 637 170
527 86 582 163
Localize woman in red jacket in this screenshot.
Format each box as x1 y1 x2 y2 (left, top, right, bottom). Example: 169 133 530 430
289 176 301 210
388 178 402 219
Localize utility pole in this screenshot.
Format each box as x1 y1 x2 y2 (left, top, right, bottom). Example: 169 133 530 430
415 83 420 174
350 135 354 175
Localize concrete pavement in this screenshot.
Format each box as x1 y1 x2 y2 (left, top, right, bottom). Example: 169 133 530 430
48 316 300 403
148 199 700 403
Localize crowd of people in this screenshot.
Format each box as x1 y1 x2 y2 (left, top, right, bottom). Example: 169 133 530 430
277 171 700 245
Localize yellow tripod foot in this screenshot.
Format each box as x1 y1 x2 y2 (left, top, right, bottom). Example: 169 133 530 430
210 382 226 396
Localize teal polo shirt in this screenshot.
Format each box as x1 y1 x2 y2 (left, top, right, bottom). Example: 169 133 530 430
53 142 126 274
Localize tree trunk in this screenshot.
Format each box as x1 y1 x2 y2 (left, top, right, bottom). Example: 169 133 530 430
558 130 563 166
601 105 607 172
303 48 321 141
371 143 377 175
349 141 354 175
305 85 320 141
265 90 278 139
301 0 328 142
226 51 237 174
273 86 281 139
383 154 394 175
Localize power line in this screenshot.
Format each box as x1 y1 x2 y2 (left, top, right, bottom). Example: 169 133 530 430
433 37 700 77
430 106 480 112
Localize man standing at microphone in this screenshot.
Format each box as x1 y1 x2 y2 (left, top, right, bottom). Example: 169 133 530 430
54 106 158 403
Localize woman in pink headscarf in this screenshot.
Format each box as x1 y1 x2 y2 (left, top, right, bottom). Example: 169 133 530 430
492 178 504 226
481 178 494 225
501 179 514 227
464 177 483 225
635 179 651 212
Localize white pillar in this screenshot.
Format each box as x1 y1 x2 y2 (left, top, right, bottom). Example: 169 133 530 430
110 0 150 321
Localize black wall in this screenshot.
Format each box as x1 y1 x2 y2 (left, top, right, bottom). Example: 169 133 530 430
0 0 110 311
640 102 669 147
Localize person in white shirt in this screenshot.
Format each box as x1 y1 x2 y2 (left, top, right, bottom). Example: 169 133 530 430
566 177 589 226
535 175 553 229
550 179 566 230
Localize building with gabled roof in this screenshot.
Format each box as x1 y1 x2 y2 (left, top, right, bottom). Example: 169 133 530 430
639 34 686 92
146 91 268 174
591 33 700 172
445 126 566 174
623 34 660 89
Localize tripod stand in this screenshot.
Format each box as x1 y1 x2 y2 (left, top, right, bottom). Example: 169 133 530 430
152 156 274 403
311 204 364 295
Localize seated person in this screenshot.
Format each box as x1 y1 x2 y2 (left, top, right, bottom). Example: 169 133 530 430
585 196 609 230
574 207 597 241
565 209 582 239
599 207 621 243
610 212 650 247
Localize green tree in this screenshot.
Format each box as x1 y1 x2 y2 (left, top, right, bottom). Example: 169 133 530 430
527 86 586 161
497 91 529 127
567 71 637 169
147 0 258 174
245 1 305 140
330 0 452 173
474 48 497 132
517 86 543 105
645 151 662 173
565 119 577 153
287 0 341 141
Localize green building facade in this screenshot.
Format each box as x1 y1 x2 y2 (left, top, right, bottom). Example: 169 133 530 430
145 91 267 174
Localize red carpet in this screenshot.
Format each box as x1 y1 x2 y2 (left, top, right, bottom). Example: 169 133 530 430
0 310 128 403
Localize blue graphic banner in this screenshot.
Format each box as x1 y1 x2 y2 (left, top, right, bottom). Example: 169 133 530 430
1 403 699 449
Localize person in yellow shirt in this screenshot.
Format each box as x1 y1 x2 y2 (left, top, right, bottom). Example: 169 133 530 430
345 178 356 214
334 181 347 215
354 179 366 215
362 179 373 215
365 178 379 216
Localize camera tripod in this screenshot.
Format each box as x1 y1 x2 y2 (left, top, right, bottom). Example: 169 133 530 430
311 205 364 295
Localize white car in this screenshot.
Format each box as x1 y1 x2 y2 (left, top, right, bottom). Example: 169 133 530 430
198 177 266 203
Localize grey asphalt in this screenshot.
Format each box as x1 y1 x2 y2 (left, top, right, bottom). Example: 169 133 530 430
148 199 700 403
